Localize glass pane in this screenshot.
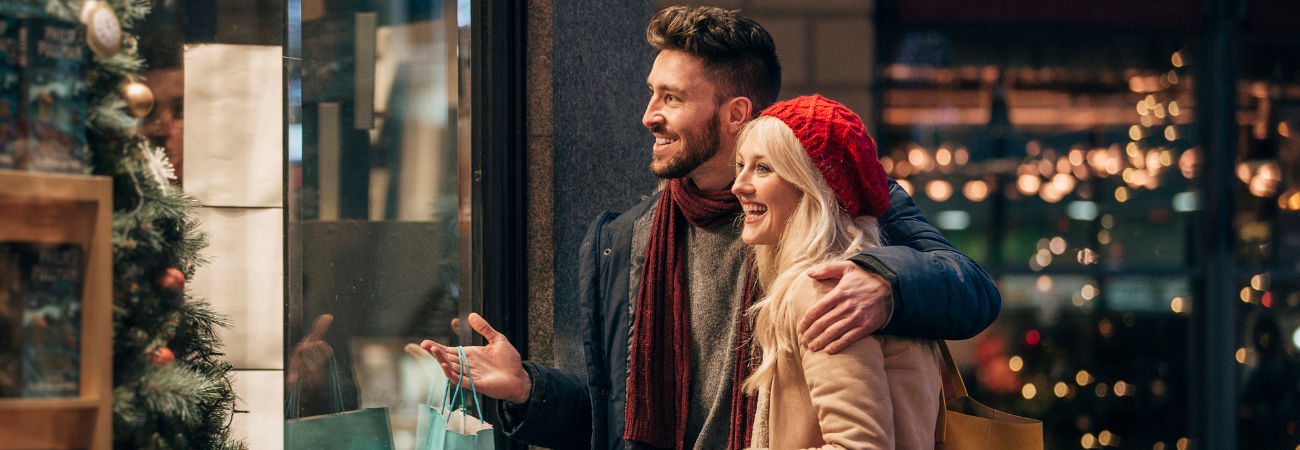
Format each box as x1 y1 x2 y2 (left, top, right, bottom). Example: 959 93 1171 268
1234 34 1300 450
880 27 1198 449
286 1 467 448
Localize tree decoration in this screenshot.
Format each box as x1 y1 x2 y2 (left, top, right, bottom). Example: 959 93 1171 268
141 142 176 193
120 77 154 118
156 267 185 293
80 1 122 58
150 347 175 367
41 2 245 449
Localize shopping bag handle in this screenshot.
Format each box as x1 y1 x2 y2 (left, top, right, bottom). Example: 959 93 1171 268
934 340 969 443
286 356 347 419
441 346 485 421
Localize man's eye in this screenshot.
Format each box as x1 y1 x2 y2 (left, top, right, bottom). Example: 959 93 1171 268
735 162 745 170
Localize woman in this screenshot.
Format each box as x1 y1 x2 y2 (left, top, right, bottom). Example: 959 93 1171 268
732 95 942 450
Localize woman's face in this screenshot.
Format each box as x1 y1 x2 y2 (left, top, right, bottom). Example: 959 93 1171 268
732 137 803 246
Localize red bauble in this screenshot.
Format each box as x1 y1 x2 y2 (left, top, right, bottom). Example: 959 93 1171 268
151 347 175 366
157 267 185 292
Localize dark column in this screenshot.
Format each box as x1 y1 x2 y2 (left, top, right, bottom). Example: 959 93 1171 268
550 0 657 376
1191 0 1245 448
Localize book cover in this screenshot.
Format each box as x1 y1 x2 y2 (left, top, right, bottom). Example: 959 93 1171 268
0 242 21 397
16 18 86 174
0 242 84 398
0 14 19 169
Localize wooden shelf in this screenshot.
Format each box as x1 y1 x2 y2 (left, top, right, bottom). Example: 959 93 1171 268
0 397 101 410
0 170 113 450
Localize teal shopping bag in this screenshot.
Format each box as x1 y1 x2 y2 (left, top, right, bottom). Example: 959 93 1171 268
286 358 395 450
419 347 495 450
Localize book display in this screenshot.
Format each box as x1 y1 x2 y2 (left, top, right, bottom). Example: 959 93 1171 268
0 171 111 450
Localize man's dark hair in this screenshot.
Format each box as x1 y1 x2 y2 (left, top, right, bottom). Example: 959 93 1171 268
647 6 782 114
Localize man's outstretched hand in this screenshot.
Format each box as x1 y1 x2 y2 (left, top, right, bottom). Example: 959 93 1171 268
799 261 891 354
420 313 532 404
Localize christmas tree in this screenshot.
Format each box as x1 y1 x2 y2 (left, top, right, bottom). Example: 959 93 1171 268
42 0 245 448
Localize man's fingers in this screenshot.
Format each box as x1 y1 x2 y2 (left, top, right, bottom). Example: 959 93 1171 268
305 314 334 342
468 313 507 344
806 260 855 280
806 316 856 352
821 327 869 355
798 289 844 334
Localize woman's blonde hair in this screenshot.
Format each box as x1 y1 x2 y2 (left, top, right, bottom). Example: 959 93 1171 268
738 116 883 394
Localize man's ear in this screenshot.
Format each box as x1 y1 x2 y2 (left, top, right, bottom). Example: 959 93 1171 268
723 96 753 134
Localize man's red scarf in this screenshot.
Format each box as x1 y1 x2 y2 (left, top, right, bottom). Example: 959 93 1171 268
623 178 760 450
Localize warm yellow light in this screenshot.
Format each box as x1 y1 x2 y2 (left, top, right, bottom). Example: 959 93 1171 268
909 148 925 166
1099 430 1114 446
1022 383 1037 399
896 179 913 195
1054 382 1068 397
1130 125 1144 140
1145 95 1157 109
1179 149 1197 178
1098 230 1111 245
1070 149 1085 166
1172 52 1184 67
1101 214 1114 229
1137 102 1149 115
954 147 970 165
1280 121 1291 138
1081 284 1098 300
936 148 952 165
1241 286 1254 303
1236 347 1247 364
1113 381 1127 397
963 180 989 202
1122 168 1135 184
1252 273 1268 291
1115 187 1130 202
1153 103 1166 118
1141 114 1154 128
1076 370 1092 386
1082 434 1097 449
880 156 894 174
1017 174 1041 195
1154 442 1166 450
1049 237 1066 255
1171 297 1185 313
1165 126 1178 141
1176 437 1189 450
1236 163 1253 183
1036 249 1052 267
1160 150 1173 166
925 180 953 202
1009 356 1024 372
1168 70 1179 85
1037 275 1053 292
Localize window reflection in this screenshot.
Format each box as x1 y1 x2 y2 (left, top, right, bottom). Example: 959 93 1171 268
287 1 465 448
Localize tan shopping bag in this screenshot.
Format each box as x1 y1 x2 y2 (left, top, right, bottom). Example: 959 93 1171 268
935 341 1043 450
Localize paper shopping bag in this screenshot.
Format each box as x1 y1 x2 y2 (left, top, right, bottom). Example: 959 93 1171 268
420 347 494 450
286 358 395 450
935 341 1043 450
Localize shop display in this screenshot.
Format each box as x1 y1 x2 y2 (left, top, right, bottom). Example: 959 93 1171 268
0 1 242 449
0 242 84 398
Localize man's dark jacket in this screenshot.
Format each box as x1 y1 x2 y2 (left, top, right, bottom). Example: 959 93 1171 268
498 180 1001 450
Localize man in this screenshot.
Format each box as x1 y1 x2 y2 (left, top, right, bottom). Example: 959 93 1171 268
422 6 1000 450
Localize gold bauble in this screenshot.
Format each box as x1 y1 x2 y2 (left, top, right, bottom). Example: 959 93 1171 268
121 80 154 118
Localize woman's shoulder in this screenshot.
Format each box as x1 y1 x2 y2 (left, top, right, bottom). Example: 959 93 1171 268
783 270 837 318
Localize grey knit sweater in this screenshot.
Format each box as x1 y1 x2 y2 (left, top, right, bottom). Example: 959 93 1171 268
629 202 749 450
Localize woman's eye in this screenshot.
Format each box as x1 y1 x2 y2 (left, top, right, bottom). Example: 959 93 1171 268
756 164 772 174
735 162 745 170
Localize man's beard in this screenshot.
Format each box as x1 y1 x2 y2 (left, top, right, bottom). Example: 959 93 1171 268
649 113 721 179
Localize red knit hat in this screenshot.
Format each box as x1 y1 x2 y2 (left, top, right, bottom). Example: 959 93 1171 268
759 94 890 217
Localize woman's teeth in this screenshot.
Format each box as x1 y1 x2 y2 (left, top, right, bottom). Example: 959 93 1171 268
744 204 767 217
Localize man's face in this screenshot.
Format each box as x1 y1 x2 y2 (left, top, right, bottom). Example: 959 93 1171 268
643 49 722 179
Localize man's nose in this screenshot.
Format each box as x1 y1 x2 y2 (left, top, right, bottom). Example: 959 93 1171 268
643 100 663 129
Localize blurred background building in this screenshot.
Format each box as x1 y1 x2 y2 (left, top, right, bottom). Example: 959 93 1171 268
119 0 1299 449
